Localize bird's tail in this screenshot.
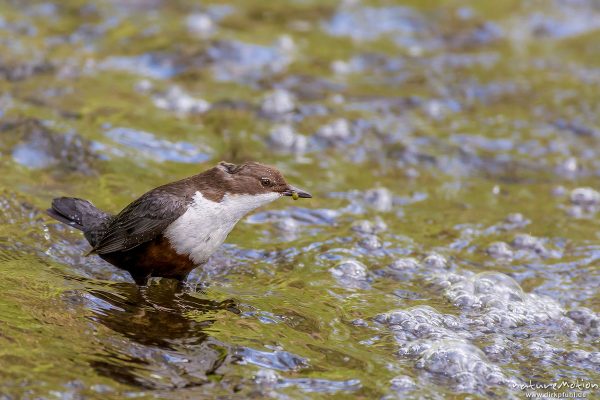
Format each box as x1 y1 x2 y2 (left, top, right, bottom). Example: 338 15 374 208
47 197 112 247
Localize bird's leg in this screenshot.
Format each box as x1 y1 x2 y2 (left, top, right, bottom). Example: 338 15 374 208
131 272 151 286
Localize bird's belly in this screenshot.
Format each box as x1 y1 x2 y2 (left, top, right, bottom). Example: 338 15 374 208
163 207 238 265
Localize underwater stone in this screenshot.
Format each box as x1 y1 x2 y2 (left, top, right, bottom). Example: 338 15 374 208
254 369 280 385
570 187 600 206
275 35 296 54
153 86 210 115
325 5 425 42
207 39 292 83
315 118 352 145
423 253 447 269
237 347 307 371
389 258 420 271
268 124 307 154
512 234 543 251
552 185 568 197
352 217 387 234
331 59 352 75
186 13 215 37
389 375 416 392
352 220 375 234
359 234 382 250
261 89 295 115
103 127 210 163
101 54 184 79
6 119 98 174
134 79 153 93
504 213 525 224
566 307 600 337
275 217 299 233
486 242 513 259
364 187 393 212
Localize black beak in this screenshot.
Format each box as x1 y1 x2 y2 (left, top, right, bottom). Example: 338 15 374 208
283 185 312 198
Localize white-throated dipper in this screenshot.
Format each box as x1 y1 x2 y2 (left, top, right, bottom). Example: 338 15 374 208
47 161 311 285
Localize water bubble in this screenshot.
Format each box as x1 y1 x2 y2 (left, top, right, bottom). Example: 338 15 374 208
416 339 505 391
330 259 368 281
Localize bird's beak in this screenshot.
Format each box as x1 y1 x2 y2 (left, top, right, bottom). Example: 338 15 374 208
282 185 312 199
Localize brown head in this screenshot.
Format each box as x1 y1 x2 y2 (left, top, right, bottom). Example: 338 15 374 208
189 161 311 203
217 161 311 198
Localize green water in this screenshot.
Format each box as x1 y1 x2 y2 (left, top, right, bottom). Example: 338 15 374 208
0 0 599 399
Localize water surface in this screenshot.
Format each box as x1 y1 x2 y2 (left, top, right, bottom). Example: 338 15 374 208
0 0 599 398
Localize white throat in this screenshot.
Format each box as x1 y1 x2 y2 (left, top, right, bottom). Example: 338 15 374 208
164 191 280 264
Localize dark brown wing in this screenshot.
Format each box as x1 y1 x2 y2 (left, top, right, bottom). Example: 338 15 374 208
91 190 189 254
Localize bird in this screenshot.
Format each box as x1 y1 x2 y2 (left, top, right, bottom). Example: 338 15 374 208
47 161 312 285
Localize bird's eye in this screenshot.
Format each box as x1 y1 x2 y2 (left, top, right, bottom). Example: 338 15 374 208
260 177 271 187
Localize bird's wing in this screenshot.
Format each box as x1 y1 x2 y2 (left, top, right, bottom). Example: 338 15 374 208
91 190 189 254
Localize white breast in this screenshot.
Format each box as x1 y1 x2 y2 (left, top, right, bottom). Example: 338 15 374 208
164 191 280 264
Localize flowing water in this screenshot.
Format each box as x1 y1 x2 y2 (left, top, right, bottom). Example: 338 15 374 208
0 0 599 399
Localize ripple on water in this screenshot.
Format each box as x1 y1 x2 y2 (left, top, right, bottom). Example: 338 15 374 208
415 339 508 392
255 369 361 393
4 119 98 174
237 347 307 371
261 89 295 116
100 53 185 79
152 86 210 116
268 124 308 155
325 5 426 42
101 127 211 164
329 259 370 289
207 39 293 83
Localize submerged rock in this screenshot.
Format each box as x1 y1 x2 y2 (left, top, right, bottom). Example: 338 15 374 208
314 118 353 147
570 187 600 206
389 375 416 392
261 89 295 115
237 347 307 371
510 233 560 258
152 85 210 115
2 119 98 174
186 13 215 37
207 39 293 83
351 217 387 234
102 127 211 163
100 53 184 79
486 241 513 259
325 5 426 42
567 308 600 337
0 59 54 81
423 253 447 269
364 187 393 212
268 124 308 155
330 259 369 289
330 259 368 281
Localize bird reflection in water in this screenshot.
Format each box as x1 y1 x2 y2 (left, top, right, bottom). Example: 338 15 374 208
84 279 240 390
